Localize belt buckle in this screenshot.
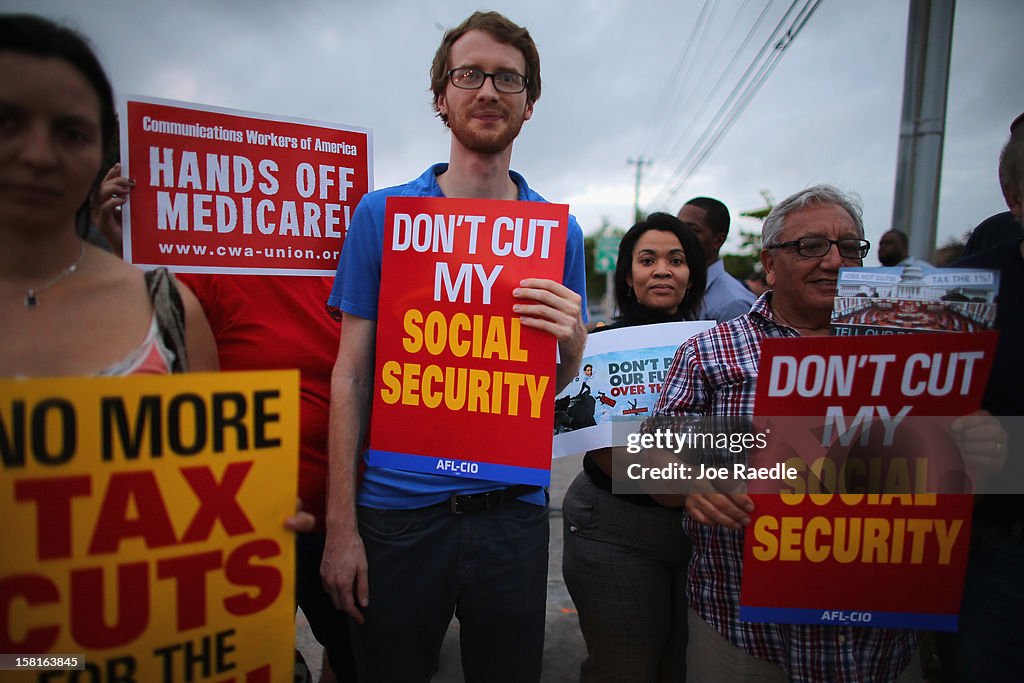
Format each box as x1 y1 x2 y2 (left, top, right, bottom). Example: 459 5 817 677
449 489 502 514
450 492 481 514
449 495 467 514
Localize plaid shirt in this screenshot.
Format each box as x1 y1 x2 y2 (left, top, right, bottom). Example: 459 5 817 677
654 293 916 683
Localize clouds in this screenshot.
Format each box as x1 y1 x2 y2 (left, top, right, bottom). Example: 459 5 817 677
10 0 1022 264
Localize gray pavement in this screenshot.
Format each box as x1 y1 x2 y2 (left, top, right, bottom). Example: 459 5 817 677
296 455 588 682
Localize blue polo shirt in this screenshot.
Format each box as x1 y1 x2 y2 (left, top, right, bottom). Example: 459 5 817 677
329 164 588 509
700 258 756 323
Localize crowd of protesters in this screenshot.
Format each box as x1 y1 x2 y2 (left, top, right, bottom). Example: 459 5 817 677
3 8 1022 683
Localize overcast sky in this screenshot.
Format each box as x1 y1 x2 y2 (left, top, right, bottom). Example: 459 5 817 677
12 0 1024 264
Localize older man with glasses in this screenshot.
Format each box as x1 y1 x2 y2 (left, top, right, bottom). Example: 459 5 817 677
652 185 924 682
654 183 1008 681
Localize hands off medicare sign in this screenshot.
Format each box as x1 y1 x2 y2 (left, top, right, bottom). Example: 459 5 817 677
120 96 371 275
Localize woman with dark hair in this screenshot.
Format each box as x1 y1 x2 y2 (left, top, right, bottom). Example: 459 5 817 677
562 212 706 682
0 13 323 678
0 14 218 376
610 212 707 327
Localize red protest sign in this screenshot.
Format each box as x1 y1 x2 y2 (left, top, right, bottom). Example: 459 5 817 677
740 332 998 631
120 96 371 275
369 196 568 486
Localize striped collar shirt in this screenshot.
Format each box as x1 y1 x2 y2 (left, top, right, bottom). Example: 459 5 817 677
653 292 916 683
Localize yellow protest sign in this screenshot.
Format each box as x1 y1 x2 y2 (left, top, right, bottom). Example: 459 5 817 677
0 371 298 682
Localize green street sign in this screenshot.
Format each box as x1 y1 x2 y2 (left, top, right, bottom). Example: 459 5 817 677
595 235 619 274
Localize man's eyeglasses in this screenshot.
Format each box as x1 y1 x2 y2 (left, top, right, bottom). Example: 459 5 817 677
448 68 528 94
767 237 870 260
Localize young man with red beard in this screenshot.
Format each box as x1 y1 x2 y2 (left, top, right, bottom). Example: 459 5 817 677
320 12 587 682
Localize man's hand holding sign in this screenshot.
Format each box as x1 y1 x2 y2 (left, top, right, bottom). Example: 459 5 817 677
513 277 585 393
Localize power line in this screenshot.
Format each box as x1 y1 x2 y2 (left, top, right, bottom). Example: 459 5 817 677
648 0 804 208
655 0 774 168
662 0 823 201
648 0 823 210
646 0 721 158
665 4 820 204
637 0 716 158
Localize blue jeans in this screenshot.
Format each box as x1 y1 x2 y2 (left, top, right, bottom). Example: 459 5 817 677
352 499 549 682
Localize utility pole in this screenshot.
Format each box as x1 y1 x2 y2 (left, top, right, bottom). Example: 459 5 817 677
627 157 652 224
599 157 652 321
891 0 955 262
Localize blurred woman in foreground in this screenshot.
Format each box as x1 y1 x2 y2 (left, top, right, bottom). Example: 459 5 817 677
0 14 217 377
15 13 331 677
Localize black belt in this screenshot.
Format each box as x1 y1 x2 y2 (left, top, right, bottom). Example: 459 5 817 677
445 485 541 514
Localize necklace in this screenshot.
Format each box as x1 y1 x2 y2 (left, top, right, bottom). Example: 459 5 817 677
24 242 86 309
